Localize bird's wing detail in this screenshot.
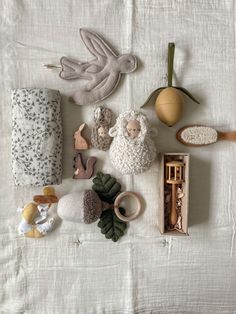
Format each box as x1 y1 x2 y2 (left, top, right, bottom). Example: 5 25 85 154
85 64 103 73
60 57 94 80
80 28 118 59
72 72 121 105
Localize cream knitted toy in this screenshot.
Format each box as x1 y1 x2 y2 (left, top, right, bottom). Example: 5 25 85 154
91 106 113 151
109 110 157 174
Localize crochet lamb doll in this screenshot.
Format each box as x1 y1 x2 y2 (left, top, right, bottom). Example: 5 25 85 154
109 110 157 174
91 106 113 151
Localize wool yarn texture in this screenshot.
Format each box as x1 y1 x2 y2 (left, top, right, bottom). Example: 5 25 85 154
91 106 113 151
109 110 157 174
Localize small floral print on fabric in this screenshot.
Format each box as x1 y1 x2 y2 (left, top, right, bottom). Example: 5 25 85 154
11 88 62 186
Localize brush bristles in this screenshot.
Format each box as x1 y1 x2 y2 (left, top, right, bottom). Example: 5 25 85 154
180 126 218 145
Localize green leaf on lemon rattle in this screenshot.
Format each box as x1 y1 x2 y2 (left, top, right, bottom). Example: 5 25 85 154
174 86 200 104
141 87 165 108
140 42 200 127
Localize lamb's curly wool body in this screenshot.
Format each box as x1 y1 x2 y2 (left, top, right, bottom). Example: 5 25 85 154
109 110 156 174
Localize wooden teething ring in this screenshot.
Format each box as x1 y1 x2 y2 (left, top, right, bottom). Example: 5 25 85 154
114 191 142 222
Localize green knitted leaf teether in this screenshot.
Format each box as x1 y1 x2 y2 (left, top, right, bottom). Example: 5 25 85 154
93 171 127 241
98 208 127 242
92 171 121 204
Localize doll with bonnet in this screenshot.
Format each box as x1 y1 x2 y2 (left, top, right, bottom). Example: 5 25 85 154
91 106 113 151
109 110 156 174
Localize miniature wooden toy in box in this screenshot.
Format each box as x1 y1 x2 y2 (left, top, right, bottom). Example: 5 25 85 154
158 153 190 235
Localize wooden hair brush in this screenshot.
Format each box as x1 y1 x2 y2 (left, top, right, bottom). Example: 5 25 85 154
176 125 236 147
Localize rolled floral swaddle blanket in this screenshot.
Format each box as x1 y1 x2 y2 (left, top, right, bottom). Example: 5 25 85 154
11 88 62 186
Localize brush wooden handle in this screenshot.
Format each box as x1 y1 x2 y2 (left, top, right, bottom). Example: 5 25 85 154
169 184 178 226
218 131 236 142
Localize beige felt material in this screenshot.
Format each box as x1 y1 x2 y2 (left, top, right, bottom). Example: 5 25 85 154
59 29 137 106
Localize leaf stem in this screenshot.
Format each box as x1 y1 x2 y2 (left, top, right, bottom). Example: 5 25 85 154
168 43 175 87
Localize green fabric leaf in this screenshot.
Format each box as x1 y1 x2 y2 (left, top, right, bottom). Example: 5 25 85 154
168 43 175 87
92 171 121 203
97 208 127 242
174 86 200 104
140 87 166 108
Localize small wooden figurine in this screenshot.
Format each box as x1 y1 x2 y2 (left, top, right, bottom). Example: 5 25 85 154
73 153 97 179
74 123 89 150
165 161 184 226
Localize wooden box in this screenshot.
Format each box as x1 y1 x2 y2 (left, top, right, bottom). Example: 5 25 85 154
158 153 190 236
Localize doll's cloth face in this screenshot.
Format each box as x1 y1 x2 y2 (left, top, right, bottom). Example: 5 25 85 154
98 126 107 138
126 120 141 139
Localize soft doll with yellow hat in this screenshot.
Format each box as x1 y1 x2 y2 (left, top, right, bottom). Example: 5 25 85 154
17 186 58 238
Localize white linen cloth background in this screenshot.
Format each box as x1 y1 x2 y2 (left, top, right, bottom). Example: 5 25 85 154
1 0 236 313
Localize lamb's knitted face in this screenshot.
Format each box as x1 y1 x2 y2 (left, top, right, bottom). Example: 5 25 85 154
126 120 141 139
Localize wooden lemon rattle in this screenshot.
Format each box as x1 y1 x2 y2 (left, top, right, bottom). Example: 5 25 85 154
142 43 199 126
114 191 142 222
166 161 184 226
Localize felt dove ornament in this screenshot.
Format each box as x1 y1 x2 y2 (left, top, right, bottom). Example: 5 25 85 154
57 29 137 105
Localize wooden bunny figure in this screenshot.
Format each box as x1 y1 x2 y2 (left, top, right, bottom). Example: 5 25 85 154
91 106 113 151
74 123 89 150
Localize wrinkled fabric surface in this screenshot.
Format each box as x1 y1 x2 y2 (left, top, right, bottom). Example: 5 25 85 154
11 88 62 186
1 0 236 313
